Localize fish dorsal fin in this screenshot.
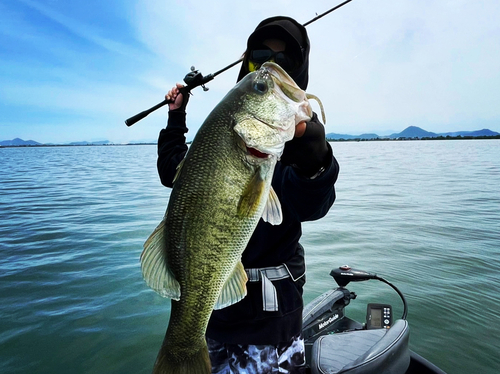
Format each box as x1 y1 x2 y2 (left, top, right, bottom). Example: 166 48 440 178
214 261 248 310
261 186 283 225
140 218 181 299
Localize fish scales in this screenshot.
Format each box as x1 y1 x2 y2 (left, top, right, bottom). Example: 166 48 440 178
157 112 268 373
141 62 314 374
165 121 265 339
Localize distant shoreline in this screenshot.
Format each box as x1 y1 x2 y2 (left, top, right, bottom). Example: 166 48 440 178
0 143 157 148
327 135 500 142
1 136 499 148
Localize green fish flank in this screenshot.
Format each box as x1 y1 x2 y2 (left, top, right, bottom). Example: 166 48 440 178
141 62 315 374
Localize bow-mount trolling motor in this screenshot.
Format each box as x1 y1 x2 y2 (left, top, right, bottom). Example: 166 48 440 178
302 265 411 374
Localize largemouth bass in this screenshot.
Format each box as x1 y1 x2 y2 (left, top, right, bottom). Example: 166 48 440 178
141 62 313 374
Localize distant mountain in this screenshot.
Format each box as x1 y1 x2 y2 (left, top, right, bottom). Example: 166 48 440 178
0 138 41 146
326 133 382 140
390 126 437 139
327 127 499 140
438 129 499 137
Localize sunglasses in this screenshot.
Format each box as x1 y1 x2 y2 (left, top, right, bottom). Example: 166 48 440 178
248 48 298 73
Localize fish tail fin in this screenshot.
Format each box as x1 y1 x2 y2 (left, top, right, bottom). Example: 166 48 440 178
153 342 211 374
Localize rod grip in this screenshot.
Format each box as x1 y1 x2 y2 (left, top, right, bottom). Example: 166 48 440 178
125 99 170 127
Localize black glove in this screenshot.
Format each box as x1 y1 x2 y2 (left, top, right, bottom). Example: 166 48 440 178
280 112 329 178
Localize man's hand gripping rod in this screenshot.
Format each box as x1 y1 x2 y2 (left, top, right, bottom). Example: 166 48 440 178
124 0 353 127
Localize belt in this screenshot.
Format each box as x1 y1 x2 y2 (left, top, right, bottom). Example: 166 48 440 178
245 264 304 312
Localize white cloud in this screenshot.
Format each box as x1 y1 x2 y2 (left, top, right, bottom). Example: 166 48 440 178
306 0 500 134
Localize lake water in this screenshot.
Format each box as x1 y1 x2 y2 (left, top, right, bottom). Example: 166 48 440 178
1 140 499 373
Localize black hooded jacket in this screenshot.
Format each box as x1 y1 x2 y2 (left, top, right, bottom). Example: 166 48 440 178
237 16 310 90
157 17 339 345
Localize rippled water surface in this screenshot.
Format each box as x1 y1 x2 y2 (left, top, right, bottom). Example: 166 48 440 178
1 140 499 373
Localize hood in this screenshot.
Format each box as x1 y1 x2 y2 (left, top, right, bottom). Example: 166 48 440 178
237 16 310 90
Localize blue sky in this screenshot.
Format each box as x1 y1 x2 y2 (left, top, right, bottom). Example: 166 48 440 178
1 0 499 144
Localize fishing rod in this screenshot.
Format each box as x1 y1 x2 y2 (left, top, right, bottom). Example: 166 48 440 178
125 0 353 127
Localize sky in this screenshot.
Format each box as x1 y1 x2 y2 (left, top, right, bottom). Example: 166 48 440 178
0 0 499 144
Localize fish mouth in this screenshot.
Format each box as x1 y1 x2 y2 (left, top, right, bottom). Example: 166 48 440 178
246 146 270 158
239 115 285 159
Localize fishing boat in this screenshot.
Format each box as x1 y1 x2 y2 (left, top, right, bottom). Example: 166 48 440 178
302 265 447 374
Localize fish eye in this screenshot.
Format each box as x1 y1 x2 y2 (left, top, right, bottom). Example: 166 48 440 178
253 80 268 94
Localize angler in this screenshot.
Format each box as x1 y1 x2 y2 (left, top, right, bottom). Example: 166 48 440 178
150 16 339 374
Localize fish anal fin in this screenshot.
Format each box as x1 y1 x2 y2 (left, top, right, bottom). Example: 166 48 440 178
214 261 248 310
261 186 283 225
141 218 181 300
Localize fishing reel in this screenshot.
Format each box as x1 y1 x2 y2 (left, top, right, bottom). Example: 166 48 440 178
183 66 213 92
124 64 221 127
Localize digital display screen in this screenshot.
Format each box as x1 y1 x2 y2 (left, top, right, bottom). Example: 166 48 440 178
371 308 382 327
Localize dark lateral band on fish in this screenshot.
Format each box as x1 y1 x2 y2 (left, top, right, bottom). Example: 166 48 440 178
124 0 353 127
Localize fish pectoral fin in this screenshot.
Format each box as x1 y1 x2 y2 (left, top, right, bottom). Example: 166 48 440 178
261 186 283 225
237 170 266 218
214 261 248 310
140 218 181 300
